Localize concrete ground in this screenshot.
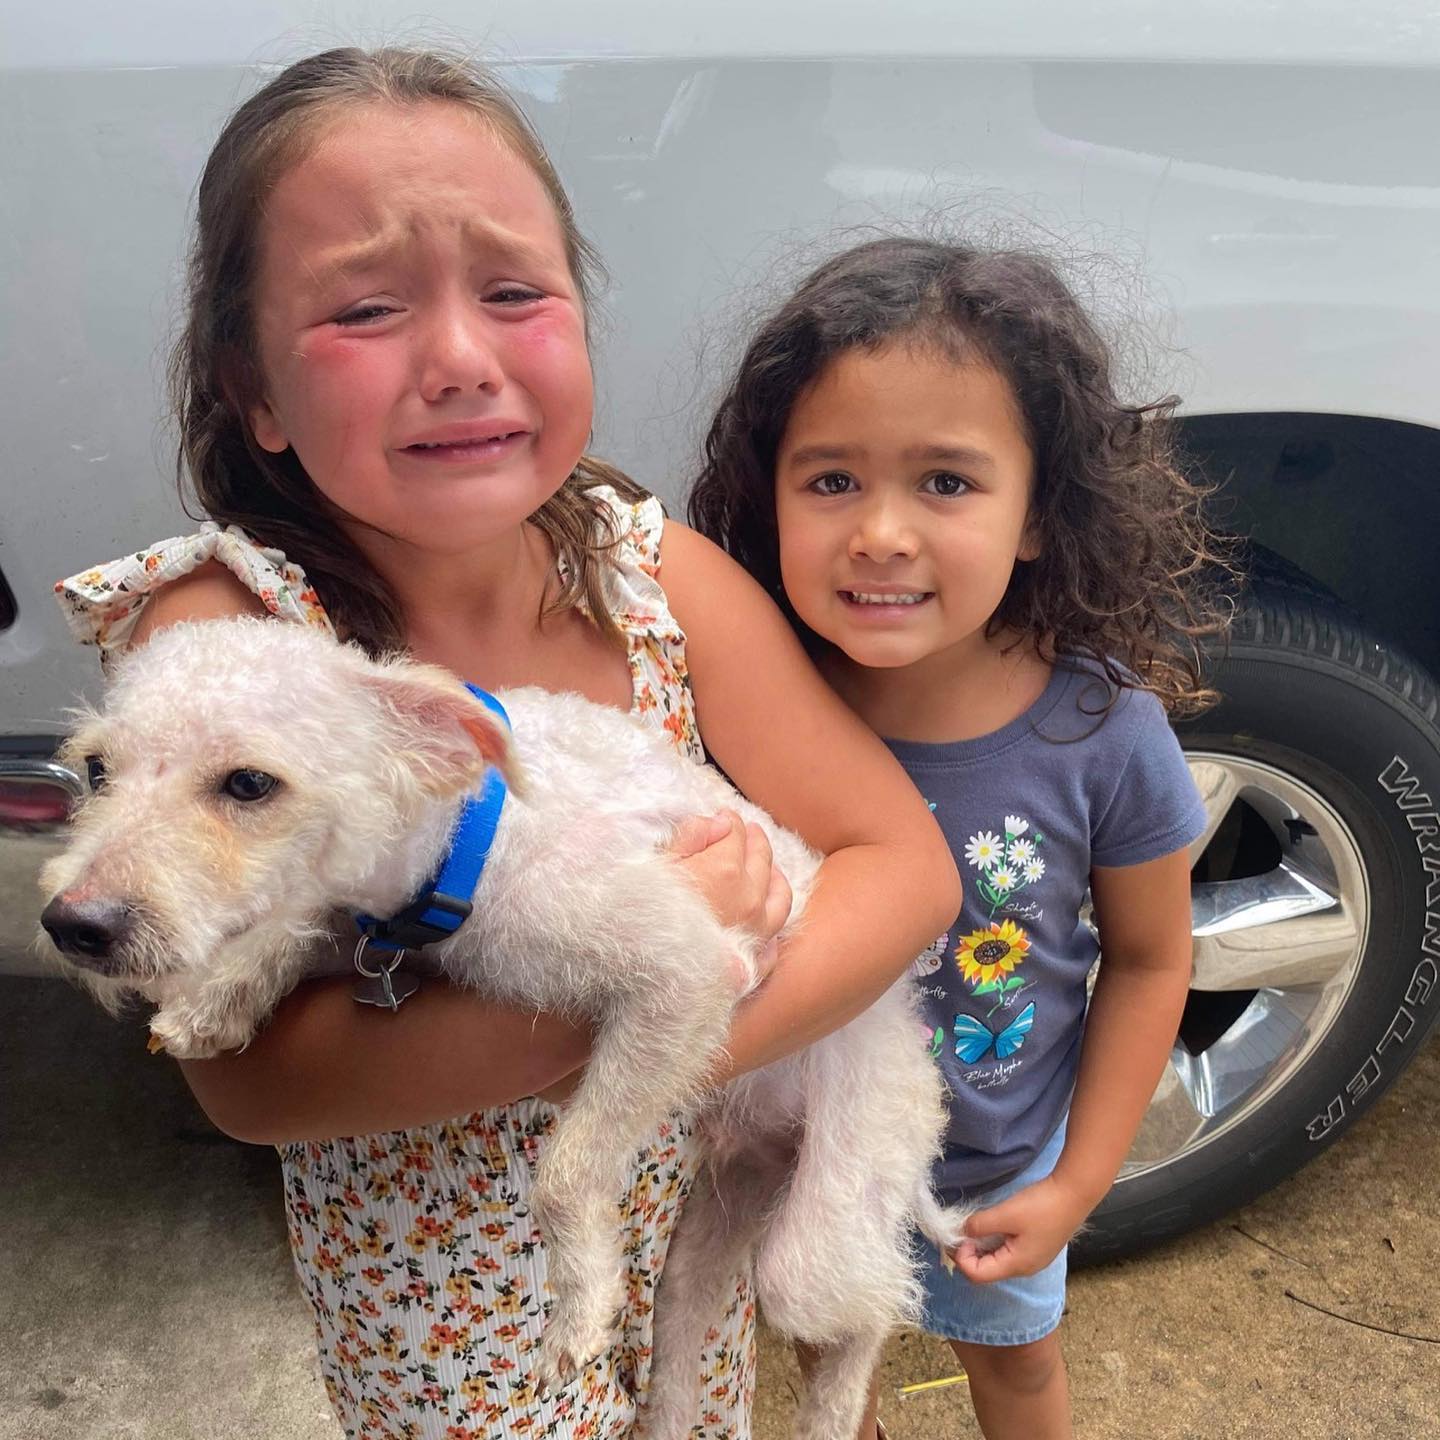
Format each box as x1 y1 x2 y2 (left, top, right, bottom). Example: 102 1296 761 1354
3 977 1436 1440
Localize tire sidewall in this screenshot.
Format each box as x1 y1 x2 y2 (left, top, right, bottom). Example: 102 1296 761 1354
1077 630 1440 1261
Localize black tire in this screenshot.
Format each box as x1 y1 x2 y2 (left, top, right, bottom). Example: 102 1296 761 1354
1074 587 1440 1262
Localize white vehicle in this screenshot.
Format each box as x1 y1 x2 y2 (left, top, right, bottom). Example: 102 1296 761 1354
4 3 1439 1261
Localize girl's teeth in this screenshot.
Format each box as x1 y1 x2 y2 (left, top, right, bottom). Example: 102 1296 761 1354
846 592 929 605
411 434 512 450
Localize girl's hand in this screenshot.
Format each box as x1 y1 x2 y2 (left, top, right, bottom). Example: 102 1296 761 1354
952 1175 1093 1283
541 812 787 1108
668 810 792 988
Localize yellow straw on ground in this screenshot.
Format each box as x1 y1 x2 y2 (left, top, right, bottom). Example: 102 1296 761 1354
898 1373 970 1397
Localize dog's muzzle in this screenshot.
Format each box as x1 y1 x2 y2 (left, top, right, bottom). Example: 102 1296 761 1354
41 893 136 972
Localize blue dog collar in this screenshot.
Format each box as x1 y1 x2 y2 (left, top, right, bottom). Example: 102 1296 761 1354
353 685 510 953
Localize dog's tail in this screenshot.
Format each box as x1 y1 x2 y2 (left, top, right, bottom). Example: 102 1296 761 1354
912 1182 973 1256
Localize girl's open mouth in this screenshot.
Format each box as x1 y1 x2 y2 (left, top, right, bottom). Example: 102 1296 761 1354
400 431 528 461
839 590 934 609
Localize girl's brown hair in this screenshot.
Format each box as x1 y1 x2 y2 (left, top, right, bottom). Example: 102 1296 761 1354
688 237 1234 715
170 46 645 653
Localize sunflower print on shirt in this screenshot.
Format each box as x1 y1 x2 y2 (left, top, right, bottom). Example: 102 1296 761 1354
952 813 1045 1070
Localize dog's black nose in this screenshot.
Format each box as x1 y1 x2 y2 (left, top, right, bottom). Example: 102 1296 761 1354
41 894 133 963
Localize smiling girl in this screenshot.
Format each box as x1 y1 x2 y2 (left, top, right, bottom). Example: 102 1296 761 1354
691 237 1233 1440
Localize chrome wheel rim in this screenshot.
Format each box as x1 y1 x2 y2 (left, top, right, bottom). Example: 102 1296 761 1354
1114 752 1371 1183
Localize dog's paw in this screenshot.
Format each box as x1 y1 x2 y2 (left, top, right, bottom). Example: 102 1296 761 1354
535 1302 620 1397
532 1341 574 1401
147 1010 223 1060
149 1002 259 1059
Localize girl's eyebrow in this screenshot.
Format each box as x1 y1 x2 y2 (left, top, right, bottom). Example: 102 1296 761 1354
785 441 997 475
307 219 557 291
309 232 405 286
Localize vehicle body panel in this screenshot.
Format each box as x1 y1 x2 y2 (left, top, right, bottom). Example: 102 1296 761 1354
4 6 1440 974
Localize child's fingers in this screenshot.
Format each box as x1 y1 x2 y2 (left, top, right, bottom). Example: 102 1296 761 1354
952 1241 1012 1284
959 1229 1009 1259
742 822 777 928
955 1231 1044 1282
760 848 794 939
963 1201 1013 1238
952 1229 1008 1268
667 809 740 858
672 811 788 938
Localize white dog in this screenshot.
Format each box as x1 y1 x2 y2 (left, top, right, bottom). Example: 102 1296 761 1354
40 617 964 1438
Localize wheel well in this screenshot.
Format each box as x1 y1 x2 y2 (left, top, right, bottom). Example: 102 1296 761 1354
1177 412 1440 677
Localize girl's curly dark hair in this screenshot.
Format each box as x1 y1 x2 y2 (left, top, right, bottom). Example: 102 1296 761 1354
688 237 1234 716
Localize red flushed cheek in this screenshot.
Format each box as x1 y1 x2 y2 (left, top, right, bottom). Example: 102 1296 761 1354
295 334 376 370
278 339 397 419
512 308 590 361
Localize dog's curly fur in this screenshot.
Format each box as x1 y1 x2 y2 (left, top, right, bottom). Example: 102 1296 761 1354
40 618 966 1436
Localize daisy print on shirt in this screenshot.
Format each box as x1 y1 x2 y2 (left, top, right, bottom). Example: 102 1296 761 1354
965 814 1046 918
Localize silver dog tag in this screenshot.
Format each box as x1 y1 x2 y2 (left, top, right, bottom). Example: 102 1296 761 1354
352 936 422 1011
352 966 421 1010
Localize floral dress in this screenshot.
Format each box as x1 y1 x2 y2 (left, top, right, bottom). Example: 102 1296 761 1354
55 488 757 1440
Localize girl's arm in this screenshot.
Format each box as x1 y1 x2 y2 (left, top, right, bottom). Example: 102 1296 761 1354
659 523 962 1076
956 847 1193 1280
1051 848 1195 1207
179 969 593 1141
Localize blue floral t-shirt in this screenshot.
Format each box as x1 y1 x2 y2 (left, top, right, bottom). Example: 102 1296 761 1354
888 660 1207 1199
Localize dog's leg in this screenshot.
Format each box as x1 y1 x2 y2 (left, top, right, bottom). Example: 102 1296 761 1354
754 1101 920 1345
756 1180 916 1353
756 1001 951 1345
149 951 306 1058
636 1153 779 1440
792 1327 888 1440
533 967 736 1394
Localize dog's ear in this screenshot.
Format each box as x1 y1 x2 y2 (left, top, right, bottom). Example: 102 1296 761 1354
359 662 526 800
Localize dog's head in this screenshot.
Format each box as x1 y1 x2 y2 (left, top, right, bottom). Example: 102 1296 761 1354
39 617 520 1037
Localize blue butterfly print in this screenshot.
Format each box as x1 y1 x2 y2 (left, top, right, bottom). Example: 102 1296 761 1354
953 1003 1035 1064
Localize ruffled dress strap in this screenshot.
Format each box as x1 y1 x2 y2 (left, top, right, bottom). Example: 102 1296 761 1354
575 484 705 765
53 521 335 659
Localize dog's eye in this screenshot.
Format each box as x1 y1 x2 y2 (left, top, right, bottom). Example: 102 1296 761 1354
85 755 108 791
222 769 279 802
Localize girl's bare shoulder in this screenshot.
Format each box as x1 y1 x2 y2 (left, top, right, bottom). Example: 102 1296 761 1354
654 518 768 619
129 560 268 646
